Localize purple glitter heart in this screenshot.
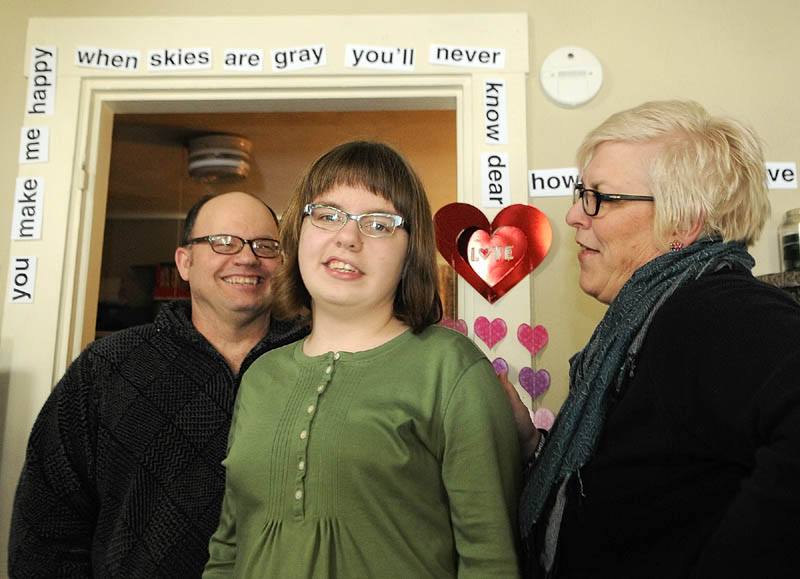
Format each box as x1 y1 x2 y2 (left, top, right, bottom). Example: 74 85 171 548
492 357 509 375
519 367 551 400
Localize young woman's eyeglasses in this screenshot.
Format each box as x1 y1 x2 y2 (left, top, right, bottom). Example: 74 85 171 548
185 234 280 258
573 183 654 217
303 204 405 238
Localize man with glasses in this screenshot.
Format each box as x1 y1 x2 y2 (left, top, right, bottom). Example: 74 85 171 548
9 192 308 579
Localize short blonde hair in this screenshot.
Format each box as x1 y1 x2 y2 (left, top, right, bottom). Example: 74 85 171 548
576 100 770 246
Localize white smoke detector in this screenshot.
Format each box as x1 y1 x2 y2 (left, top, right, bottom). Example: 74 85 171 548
540 46 603 108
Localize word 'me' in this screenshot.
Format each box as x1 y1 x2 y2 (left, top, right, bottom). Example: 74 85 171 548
26 46 56 116
346 44 414 71
148 48 212 71
484 79 508 144
482 153 510 207
272 45 326 72
12 177 44 240
19 126 49 164
75 46 140 71
430 44 506 69
528 168 580 198
9 257 37 304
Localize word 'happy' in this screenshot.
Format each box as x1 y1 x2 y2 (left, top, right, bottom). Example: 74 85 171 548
27 46 56 116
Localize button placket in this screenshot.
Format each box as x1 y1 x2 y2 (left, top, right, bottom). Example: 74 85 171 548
292 351 338 519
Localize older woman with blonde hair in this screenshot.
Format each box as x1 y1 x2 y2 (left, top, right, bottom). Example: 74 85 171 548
507 100 800 577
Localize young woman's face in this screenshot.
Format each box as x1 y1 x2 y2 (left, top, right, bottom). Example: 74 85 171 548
298 184 409 319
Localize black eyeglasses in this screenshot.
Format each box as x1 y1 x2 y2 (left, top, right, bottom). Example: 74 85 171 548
573 183 654 217
185 234 280 258
303 203 405 238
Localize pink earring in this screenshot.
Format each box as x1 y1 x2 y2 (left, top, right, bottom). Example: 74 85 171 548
670 240 684 252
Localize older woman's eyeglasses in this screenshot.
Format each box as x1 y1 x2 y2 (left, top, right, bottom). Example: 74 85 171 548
185 234 280 258
303 203 405 238
573 183 654 217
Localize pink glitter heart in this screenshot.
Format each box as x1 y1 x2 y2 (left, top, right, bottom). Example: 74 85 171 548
492 357 509 375
517 324 548 356
518 367 550 400
440 316 468 336
474 316 507 349
531 407 555 431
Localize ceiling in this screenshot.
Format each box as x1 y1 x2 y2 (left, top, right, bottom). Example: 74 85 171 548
107 107 458 219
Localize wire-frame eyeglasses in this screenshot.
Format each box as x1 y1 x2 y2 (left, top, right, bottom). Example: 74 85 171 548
303 203 405 238
185 234 280 258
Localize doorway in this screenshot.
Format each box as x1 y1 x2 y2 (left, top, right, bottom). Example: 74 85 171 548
97 106 459 337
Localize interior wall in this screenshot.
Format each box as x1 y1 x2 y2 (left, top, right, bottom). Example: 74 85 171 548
1 0 799 573
2 0 798 401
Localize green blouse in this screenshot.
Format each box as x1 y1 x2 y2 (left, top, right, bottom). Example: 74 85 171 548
204 326 520 578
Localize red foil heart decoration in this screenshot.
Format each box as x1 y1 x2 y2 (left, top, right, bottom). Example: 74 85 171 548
434 203 552 303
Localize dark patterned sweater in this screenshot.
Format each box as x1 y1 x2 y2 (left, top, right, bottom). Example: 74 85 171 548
8 300 308 578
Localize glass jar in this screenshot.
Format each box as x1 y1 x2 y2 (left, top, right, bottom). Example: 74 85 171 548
780 208 800 272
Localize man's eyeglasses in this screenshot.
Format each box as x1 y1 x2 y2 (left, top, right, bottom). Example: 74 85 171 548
303 203 405 238
573 183 654 217
185 234 280 258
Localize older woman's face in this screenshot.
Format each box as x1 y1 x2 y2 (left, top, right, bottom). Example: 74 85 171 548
566 141 664 305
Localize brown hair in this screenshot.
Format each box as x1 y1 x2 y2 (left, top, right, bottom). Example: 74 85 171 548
272 141 442 332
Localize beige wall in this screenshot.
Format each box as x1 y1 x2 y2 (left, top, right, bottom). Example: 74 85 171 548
2 0 799 573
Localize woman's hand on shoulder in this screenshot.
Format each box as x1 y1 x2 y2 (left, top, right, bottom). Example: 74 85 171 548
498 371 540 461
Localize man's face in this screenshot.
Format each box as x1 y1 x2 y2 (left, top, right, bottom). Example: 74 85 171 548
175 192 280 327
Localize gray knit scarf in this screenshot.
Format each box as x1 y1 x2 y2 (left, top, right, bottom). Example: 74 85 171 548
519 237 755 571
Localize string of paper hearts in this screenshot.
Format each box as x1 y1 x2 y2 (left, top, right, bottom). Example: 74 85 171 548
437 316 555 429
475 317 553 430
439 316 552 400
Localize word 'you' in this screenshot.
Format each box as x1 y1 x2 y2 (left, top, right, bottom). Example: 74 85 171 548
9 257 37 304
